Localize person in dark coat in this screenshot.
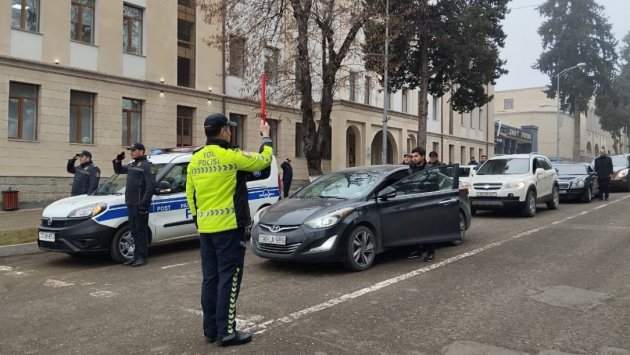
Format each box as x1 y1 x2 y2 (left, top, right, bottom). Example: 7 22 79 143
594 147 613 200
468 156 479 165
426 151 445 169
280 158 293 198
67 150 100 196
113 143 157 267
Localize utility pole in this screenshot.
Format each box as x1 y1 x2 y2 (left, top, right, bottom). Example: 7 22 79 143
381 0 389 164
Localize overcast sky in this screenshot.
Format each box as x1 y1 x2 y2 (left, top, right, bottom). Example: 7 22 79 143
495 0 630 91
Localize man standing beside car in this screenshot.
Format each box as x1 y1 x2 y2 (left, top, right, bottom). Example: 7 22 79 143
112 142 156 267
67 150 100 196
186 113 273 347
280 158 293 198
594 147 613 200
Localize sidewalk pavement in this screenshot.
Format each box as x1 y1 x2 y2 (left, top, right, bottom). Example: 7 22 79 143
0 202 48 258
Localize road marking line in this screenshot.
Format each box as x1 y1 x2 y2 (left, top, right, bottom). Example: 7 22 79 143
44 279 75 288
241 194 630 334
161 262 191 269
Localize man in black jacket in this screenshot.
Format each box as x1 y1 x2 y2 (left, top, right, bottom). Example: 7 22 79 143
67 150 100 196
113 142 157 267
594 147 613 200
280 158 293 197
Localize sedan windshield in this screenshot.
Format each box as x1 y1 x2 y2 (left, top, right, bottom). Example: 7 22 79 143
554 164 587 175
95 163 166 195
476 158 529 175
294 170 387 199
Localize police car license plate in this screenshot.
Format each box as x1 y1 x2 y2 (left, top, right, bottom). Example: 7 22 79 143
258 234 286 245
38 231 55 242
477 191 497 197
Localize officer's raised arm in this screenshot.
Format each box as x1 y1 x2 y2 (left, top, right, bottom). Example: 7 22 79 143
112 151 128 174
233 121 273 172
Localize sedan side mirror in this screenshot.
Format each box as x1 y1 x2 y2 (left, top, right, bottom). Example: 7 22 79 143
377 186 397 200
156 181 172 194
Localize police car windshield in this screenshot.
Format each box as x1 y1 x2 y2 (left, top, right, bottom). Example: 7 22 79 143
95 164 166 195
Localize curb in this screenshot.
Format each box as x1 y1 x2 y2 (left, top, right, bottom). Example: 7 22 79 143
0 207 43 215
0 242 43 258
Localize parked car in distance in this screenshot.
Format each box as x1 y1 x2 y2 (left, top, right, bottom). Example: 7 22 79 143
608 154 630 192
553 163 599 202
468 153 559 217
38 148 281 263
251 165 471 271
458 165 477 189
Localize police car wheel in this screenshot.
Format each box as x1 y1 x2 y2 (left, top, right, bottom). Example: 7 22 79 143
342 226 376 272
110 226 134 263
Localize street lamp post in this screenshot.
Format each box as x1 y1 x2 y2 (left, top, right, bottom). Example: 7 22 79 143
381 0 389 164
555 62 585 161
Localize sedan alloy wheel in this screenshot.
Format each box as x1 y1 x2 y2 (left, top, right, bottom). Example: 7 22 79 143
343 226 376 271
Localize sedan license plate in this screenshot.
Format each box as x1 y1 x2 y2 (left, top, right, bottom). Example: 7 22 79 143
258 234 286 245
38 231 55 242
559 190 567 194
477 191 497 197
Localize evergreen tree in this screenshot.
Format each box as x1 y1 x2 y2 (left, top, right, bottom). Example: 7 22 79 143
535 0 617 160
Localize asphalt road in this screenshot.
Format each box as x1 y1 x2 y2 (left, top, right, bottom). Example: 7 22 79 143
1 194 629 355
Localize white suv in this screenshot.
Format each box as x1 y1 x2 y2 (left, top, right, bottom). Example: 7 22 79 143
468 153 559 217
38 149 281 262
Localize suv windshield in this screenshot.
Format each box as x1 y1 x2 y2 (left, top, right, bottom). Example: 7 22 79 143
95 163 166 195
476 158 529 175
611 155 630 167
294 170 387 199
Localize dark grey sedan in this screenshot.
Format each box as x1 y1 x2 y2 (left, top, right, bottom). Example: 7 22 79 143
554 163 599 202
250 165 471 271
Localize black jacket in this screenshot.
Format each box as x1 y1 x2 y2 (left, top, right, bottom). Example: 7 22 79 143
67 159 101 196
408 161 427 175
113 156 156 207
594 155 613 179
280 161 293 181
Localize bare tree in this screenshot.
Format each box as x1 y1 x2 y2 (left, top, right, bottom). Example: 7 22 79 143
199 0 381 178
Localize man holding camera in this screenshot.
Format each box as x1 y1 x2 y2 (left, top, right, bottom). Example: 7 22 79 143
67 150 100 196
113 142 156 267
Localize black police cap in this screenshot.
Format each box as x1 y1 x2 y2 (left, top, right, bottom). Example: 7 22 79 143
204 113 237 128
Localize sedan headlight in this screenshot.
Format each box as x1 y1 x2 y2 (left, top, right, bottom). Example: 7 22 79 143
615 169 628 178
573 180 585 188
252 206 269 226
68 203 107 218
506 181 525 189
304 208 354 229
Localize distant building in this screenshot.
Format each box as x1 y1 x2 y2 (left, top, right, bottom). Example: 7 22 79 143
494 87 622 162
494 122 538 155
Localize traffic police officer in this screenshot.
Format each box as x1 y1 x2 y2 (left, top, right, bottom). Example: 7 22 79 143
186 113 273 347
67 150 100 196
113 142 156 267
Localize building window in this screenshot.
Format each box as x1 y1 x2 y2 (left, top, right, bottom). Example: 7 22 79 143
264 47 280 83
460 113 465 126
8 82 38 140
177 1 196 88
228 113 245 149
11 0 39 32
448 144 455 164
176 106 194 147
479 107 484 130
479 149 484 161
295 123 305 158
469 147 475 162
71 0 95 44
401 89 408 113
504 98 514 110
460 146 466 164
432 96 440 121
123 4 143 55
349 72 357 102
267 119 278 151
70 91 95 144
228 36 246 77
432 142 439 154
364 76 372 105
122 98 142 146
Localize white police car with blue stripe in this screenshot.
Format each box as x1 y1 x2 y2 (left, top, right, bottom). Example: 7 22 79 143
38 149 280 262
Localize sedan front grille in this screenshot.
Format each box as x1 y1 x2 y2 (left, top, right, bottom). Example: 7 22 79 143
558 182 570 189
473 183 503 190
259 224 300 233
256 241 301 254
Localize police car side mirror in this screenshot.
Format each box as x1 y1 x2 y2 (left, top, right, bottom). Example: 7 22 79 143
157 181 172 194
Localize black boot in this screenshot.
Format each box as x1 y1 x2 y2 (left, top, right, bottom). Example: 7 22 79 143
217 331 252 347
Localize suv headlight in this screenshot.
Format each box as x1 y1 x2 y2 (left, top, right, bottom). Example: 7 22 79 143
304 208 354 229
68 203 107 218
252 206 269 226
506 181 525 189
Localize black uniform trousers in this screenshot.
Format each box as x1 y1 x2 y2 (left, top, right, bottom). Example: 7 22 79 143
598 177 611 200
127 204 149 261
282 178 292 198
199 228 246 339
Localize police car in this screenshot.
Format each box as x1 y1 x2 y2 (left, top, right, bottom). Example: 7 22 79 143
37 148 281 262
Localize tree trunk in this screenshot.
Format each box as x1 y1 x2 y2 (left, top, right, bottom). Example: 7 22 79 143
416 29 429 150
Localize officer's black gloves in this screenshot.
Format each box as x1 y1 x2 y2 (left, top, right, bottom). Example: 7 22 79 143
139 205 149 215
192 215 198 229
116 152 125 161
